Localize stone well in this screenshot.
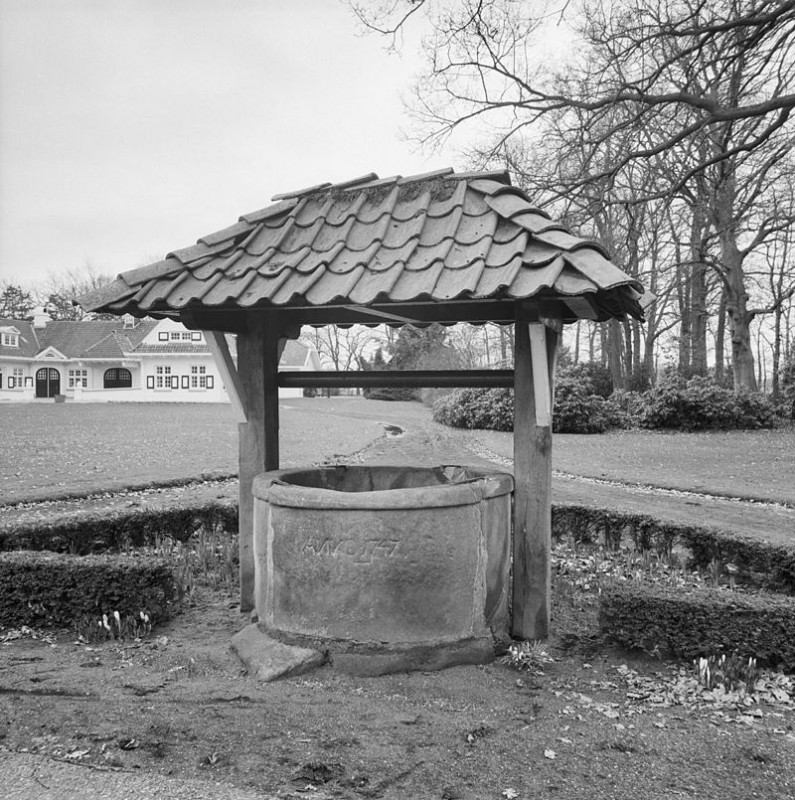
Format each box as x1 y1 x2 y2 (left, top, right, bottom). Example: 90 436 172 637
251 465 514 676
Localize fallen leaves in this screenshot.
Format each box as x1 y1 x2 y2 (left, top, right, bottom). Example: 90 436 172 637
1 625 56 645
615 663 795 713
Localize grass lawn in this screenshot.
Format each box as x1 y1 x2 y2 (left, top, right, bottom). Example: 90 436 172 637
2 398 793 504
479 426 795 505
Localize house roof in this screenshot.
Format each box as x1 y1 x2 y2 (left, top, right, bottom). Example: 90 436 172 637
0 319 39 358
133 342 212 355
36 319 159 359
280 339 310 368
77 169 647 325
0 317 162 361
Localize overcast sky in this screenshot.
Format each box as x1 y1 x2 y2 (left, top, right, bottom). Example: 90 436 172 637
0 0 448 290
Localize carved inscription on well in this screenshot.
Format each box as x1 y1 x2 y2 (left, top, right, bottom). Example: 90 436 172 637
301 537 400 564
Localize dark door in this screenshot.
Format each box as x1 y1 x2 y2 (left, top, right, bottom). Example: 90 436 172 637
36 368 60 398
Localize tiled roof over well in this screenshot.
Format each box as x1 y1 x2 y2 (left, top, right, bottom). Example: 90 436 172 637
78 169 647 323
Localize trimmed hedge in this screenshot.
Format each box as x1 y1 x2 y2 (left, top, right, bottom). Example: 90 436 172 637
599 581 795 670
0 551 179 628
0 501 238 555
4 494 790 595
552 504 795 594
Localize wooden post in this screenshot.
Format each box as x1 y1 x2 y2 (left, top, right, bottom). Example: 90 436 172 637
512 311 556 639
204 330 247 423
236 313 285 612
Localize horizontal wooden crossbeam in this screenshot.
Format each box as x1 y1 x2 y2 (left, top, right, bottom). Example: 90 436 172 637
278 369 514 389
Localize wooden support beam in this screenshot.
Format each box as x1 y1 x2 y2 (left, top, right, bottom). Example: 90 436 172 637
512 310 556 640
236 313 286 612
528 325 551 427
279 369 514 389
204 330 247 423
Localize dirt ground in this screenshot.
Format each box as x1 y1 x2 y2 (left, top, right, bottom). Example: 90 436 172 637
2 400 795 798
2 581 794 800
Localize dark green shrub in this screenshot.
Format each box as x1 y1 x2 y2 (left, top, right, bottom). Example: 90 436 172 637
432 367 619 434
0 501 237 555
599 581 795 670
625 365 652 393
432 387 514 431
554 367 612 433
640 373 778 430
604 390 644 429
0 551 178 628
577 361 614 399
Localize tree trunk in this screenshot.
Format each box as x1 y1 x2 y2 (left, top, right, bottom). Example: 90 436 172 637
676 258 692 376
724 246 757 391
715 287 727 381
772 305 783 398
607 319 625 390
690 201 710 376
713 173 757 390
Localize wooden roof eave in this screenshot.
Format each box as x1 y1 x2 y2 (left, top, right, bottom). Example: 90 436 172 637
176 290 620 334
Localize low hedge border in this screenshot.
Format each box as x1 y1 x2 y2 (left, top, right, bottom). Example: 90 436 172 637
0 551 179 628
599 581 795 670
1 473 236 509
1 497 789 594
552 504 795 594
0 501 238 555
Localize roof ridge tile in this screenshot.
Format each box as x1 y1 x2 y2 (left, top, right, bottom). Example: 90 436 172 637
239 198 298 224
272 181 333 201
454 168 511 184
329 172 381 192
397 167 455 185
348 174 402 191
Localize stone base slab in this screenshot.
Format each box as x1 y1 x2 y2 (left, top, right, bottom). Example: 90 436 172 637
230 624 326 682
232 625 496 680
328 635 495 677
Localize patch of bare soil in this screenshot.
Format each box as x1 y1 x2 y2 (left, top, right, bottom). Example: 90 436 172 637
2 583 794 800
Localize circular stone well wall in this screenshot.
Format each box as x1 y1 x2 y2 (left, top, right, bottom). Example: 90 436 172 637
252 465 513 675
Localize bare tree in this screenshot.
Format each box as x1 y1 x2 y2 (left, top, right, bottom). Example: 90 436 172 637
352 0 795 189
354 0 795 390
39 262 114 320
300 324 384 373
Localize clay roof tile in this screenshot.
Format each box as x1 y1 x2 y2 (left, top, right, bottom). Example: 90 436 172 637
76 168 647 322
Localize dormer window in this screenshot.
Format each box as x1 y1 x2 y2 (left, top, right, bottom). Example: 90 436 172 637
1 332 19 348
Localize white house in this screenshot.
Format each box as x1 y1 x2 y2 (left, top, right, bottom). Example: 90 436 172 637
0 313 321 403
